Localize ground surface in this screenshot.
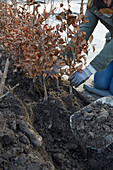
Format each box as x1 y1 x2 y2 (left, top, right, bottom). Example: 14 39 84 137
71 100 113 150
0 50 113 170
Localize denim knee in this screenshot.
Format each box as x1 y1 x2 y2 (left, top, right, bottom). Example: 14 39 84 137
94 71 109 89
94 60 113 90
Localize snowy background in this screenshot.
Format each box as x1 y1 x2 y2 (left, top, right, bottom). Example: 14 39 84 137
8 0 108 65
40 0 108 66
21 0 107 67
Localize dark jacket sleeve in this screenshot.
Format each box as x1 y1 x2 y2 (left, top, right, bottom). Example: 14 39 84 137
86 6 113 71
65 6 113 72
79 7 98 41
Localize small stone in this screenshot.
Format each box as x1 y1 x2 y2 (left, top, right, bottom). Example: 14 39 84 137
99 108 109 117
86 106 93 113
81 123 85 130
97 108 109 122
84 111 94 121
103 125 111 133
77 125 81 131
104 104 109 109
105 134 113 144
88 132 94 138
97 126 101 130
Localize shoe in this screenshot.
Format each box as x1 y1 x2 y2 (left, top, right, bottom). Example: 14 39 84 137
83 84 113 97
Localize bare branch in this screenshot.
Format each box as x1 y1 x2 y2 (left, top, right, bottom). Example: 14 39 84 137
0 83 19 99
0 58 9 98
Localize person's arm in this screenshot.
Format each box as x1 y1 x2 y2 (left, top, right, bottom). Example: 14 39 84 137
46 7 99 84
69 7 99 87
78 7 98 40
90 37 113 71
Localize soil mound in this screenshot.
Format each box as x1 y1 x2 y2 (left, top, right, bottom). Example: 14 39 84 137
0 50 113 170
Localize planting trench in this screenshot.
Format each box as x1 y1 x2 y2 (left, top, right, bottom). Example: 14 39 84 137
0 51 113 170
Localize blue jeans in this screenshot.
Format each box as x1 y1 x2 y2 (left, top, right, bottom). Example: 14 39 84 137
94 60 113 94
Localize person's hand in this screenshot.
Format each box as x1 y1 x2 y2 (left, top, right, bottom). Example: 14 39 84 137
69 67 92 87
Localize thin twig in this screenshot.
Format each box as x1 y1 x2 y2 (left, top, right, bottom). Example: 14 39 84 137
0 83 19 99
43 79 47 101
0 58 9 98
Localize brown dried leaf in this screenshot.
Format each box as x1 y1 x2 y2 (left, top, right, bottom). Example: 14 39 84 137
60 3 63 7
56 15 62 21
89 34 93 43
92 45 95 52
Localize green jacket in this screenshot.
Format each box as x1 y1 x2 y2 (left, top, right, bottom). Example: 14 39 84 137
80 3 113 71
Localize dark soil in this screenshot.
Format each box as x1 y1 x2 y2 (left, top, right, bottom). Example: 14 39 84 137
71 100 113 150
0 50 113 170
